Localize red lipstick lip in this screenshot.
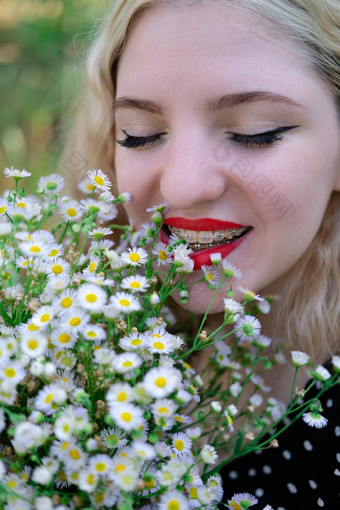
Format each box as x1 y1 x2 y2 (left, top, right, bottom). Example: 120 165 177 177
164 217 246 230
160 226 252 270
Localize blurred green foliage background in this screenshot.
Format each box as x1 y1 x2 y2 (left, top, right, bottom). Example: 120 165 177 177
0 0 109 191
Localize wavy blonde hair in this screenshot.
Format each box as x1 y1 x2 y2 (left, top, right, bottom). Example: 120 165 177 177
63 0 340 359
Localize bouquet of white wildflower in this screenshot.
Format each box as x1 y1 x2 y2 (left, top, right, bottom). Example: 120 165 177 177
0 167 339 510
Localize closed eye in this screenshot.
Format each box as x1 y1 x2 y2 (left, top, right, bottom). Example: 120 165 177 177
115 125 299 149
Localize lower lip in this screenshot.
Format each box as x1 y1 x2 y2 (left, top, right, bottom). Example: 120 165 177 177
160 227 251 270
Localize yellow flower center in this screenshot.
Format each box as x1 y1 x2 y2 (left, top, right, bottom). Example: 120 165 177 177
59 469 67 482
158 407 169 414
40 313 50 323
131 338 142 346
95 462 106 472
145 478 155 488
27 340 38 350
168 501 180 510
119 299 130 307
121 412 132 422
174 439 185 451
0 206 6 214
122 361 133 368
86 293 97 303
155 377 166 387
69 449 80 460
87 474 95 485
117 391 127 402
70 317 81 326
28 323 39 331
95 493 104 503
8 480 17 489
49 248 59 257
45 394 53 403
61 297 72 308
130 281 141 289
89 262 96 273
16 202 26 208
129 253 140 263
59 333 71 343
66 208 77 217
158 250 167 261
190 487 198 498
94 175 104 186
87 331 97 338
153 341 165 350
52 264 63 274
114 464 125 472
30 245 41 253
4 368 16 378
231 503 241 510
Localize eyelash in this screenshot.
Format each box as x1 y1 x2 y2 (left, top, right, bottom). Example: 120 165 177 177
115 126 297 149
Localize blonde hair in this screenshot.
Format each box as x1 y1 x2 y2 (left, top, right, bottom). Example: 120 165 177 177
63 0 340 359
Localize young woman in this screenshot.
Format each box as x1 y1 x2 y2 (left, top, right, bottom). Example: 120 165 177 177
64 0 340 507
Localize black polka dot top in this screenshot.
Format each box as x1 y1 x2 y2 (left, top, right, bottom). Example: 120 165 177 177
220 380 340 509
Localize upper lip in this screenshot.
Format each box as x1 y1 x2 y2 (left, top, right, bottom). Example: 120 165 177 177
164 217 248 230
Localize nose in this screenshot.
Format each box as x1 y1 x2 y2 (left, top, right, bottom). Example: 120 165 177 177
159 131 229 210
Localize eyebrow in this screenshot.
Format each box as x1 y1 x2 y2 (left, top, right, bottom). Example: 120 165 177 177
112 91 305 114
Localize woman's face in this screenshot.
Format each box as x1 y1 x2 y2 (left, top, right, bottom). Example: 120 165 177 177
114 2 340 313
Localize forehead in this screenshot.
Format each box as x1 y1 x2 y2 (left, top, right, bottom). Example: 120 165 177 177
117 2 314 89
115 1 336 120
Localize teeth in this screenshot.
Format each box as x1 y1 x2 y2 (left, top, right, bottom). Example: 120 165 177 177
168 226 249 245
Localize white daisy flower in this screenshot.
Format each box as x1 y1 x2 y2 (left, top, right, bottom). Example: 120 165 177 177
50 329 77 349
172 432 192 457
110 457 139 491
152 242 172 266
253 334 272 349
110 292 141 313
60 308 88 331
76 283 107 311
112 352 142 374
54 289 77 311
121 274 150 293
12 422 45 454
238 286 264 302
159 490 190 510
221 260 243 279
185 427 202 440
0 199 9 215
100 427 127 450
121 246 148 267
78 469 99 493
107 383 135 405
20 240 48 258
20 332 48 358
89 454 114 477
89 227 113 241
200 445 218 465
31 305 55 328
4 166 31 179
87 168 112 191
332 355 340 373
83 256 101 276
34 383 67 416
143 366 182 398
59 199 83 222
132 440 156 460
78 176 98 194
0 361 26 385
291 350 310 367
146 328 175 355
229 381 242 397
228 493 258 509
15 256 34 269
38 174 65 194
44 242 64 259
312 365 331 381
201 265 220 287
151 398 177 419
46 274 70 292
119 332 147 351
224 298 244 323
81 324 106 342
109 402 145 431
235 315 261 342
44 257 70 277
302 412 328 429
